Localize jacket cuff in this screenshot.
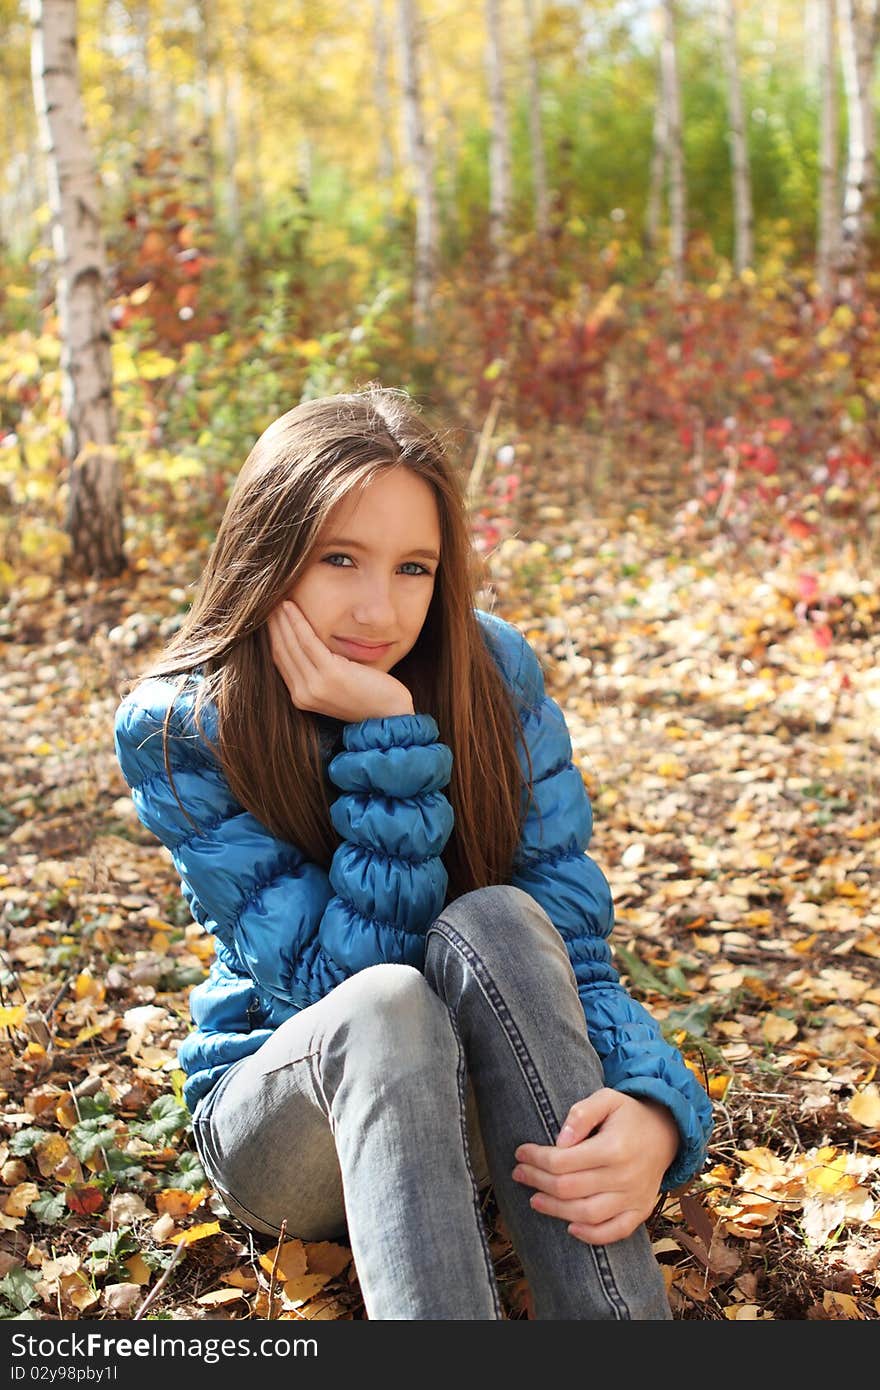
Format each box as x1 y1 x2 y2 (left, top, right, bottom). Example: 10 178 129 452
342 713 440 753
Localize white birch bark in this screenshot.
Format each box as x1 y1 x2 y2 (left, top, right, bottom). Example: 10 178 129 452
804 0 821 82
837 0 879 289
241 0 265 231
373 0 396 188
397 0 437 343
661 0 686 285
818 0 840 294
485 0 512 277
29 0 123 576
523 0 549 241
720 0 754 271
645 48 668 252
195 0 218 222
220 60 241 245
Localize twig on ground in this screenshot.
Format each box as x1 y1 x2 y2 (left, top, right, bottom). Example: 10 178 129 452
267 1218 288 1320
133 1239 187 1321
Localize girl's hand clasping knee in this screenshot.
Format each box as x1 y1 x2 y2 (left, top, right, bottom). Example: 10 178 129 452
511 1087 680 1247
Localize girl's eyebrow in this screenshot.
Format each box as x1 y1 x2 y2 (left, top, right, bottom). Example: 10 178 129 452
321 536 440 561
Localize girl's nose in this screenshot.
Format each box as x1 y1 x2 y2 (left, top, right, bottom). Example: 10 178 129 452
351 580 396 627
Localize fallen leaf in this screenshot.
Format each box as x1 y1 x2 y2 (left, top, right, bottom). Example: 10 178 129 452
761 1014 798 1044
102 1282 142 1314
822 1289 865 1319
223 1269 259 1291
4 1182 39 1217
305 1241 352 1278
123 1254 152 1286
258 1238 307 1283
280 1271 331 1304
197 1288 248 1306
169 1220 221 1245
846 1083 880 1129
66 1184 104 1216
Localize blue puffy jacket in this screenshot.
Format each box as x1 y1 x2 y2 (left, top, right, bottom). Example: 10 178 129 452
114 608 713 1189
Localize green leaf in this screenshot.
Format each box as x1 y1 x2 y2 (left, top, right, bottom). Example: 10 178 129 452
69 1116 119 1162
614 945 682 998
76 1092 113 1118
166 1151 207 1191
8 1127 50 1157
130 1094 189 1145
664 1001 718 1038
0 1268 40 1312
30 1190 68 1224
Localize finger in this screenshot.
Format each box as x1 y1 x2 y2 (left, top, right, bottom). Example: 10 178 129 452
279 601 322 674
567 1210 643 1246
528 1189 627 1227
556 1088 618 1147
513 1138 608 1173
512 1160 609 1198
267 607 309 683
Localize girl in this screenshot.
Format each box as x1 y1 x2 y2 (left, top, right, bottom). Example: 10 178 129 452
114 384 713 1321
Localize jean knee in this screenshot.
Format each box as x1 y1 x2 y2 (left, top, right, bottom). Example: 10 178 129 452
324 963 458 1085
434 884 555 951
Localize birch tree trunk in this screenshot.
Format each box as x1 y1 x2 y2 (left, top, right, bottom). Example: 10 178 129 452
29 0 123 577
195 0 218 224
241 1 265 233
219 59 242 245
837 0 879 293
661 0 686 285
720 0 754 271
397 0 437 344
485 0 512 277
645 49 668 252
804 0 821 82
373 0 396 189
523 0 549 241
818 0 840 295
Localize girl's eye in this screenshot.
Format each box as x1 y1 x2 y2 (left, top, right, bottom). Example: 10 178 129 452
321 554 433 577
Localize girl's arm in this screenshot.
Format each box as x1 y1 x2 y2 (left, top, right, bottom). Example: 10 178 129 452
499 625 713 1191
114 680 454 1010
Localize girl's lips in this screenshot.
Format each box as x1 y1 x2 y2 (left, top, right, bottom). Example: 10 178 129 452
334 637 393 659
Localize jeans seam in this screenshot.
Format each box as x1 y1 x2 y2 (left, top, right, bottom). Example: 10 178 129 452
444 1001 504 1319
428 919 630 1321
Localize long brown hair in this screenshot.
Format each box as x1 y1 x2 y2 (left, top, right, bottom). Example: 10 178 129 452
135 384 532 902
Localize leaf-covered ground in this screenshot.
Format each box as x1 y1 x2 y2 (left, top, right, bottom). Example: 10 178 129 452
1 469 878 1322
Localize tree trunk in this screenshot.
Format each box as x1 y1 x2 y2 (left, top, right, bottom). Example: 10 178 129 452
523 0 549 241
195 0 219 226
837 0 879 293
373 0 396 190
397 0 437 345
645 48 668 252
661 0 686 286
818 0 840 296
720 0 754 271
485 0 512 277
220 60 242 245
241 1 265 234
30 0 123 577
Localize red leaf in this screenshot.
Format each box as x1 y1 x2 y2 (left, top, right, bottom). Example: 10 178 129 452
66 1184 105 1216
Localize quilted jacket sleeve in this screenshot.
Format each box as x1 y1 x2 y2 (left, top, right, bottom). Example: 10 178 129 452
113 679 454 1011
502 629 713 1190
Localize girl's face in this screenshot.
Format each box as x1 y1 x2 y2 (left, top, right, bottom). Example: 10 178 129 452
287 467 441 672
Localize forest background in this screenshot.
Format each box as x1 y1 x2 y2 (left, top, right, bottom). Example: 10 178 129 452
0 0 878 1323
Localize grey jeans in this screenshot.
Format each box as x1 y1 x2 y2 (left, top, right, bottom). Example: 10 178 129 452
191 885 672 1320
